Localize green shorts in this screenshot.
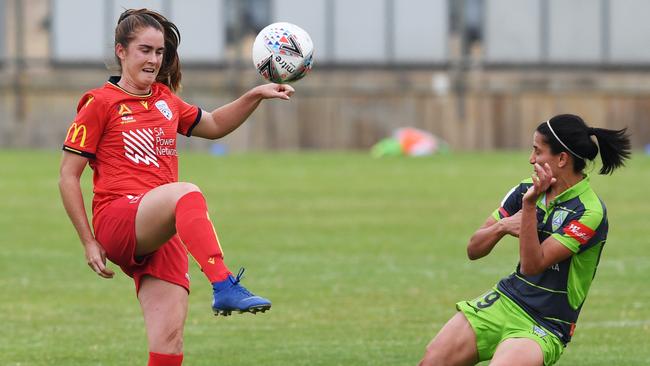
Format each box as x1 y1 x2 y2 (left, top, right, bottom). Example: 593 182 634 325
456 288 564 366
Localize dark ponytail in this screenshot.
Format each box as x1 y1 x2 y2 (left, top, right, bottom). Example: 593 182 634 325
590 127 631 175
115 9 182 92
536 114 631 175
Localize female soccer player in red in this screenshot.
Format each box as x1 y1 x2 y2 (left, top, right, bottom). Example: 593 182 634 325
59 9 294 366
418 114 630 366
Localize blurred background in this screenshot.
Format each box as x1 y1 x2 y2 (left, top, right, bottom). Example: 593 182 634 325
1 0 650 153
2 3 650 365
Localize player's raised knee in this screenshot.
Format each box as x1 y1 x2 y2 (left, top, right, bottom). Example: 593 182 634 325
178 182 201 193
173 182 201 197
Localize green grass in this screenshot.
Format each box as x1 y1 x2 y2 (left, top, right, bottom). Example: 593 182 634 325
1 150 648 365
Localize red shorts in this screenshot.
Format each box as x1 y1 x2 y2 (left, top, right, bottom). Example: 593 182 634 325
93 194 190 294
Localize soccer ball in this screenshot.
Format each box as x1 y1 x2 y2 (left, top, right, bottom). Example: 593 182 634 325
252 22 314 83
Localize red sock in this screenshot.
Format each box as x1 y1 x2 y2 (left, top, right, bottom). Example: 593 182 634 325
175 191 231 283
148 352 183 366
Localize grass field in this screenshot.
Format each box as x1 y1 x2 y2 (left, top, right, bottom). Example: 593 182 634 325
1 150 648 365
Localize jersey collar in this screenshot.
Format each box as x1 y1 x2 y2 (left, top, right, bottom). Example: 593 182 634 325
107 76 153 98
539 175 591 208
553 175 591 203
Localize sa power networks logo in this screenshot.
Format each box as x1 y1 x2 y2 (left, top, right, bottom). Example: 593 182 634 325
563 220 595 245
155 100 173 120
122 128 159 167
122 127 178 167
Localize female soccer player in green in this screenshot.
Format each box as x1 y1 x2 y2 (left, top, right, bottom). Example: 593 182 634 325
419 114 630 366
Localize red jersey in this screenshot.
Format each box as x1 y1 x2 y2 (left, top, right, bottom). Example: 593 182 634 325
63 76 202 219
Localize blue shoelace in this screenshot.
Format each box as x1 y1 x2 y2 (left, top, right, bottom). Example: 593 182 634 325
229 268 254 297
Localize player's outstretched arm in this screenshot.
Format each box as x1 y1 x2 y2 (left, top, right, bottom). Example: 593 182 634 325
191 83 295 140
59 152 114 279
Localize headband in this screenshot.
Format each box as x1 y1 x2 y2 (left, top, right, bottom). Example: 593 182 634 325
546 120 585 160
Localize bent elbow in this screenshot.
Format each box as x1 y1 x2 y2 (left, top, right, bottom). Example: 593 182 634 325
466 243 484 261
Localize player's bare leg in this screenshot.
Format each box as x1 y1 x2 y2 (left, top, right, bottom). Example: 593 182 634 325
138 276 187 362
135 181 271 315
419 312 479 366
489 338 543 366
135 181 232 281
135 182 201 255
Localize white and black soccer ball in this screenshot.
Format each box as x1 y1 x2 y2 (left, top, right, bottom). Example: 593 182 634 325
252 22 314 83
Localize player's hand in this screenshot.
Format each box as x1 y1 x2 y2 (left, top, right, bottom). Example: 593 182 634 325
499 210 522 237
255 83 295 100
83 239 114 279
524 163 556 204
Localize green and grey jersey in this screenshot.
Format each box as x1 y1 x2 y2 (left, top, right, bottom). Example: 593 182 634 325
492 176 607 345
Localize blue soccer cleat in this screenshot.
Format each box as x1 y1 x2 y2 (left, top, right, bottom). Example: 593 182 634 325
211 268 271 316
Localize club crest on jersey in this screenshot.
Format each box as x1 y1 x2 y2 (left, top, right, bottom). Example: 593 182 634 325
551 210 568 231
155 100 173 121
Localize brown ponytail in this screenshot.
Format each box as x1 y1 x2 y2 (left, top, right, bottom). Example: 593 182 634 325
114 8 182 92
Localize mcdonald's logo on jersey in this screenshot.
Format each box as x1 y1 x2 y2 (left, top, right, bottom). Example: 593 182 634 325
66 122 88 147
118 104 133 116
